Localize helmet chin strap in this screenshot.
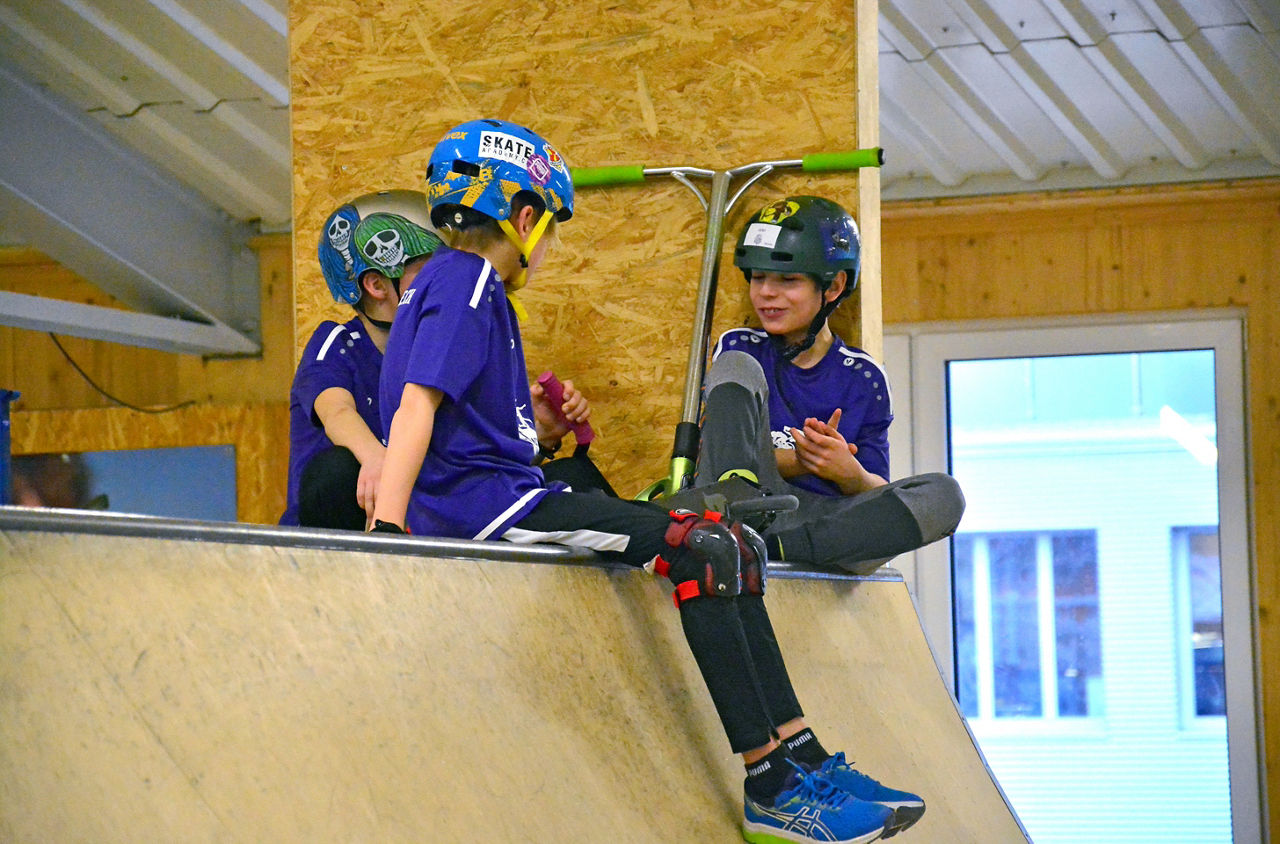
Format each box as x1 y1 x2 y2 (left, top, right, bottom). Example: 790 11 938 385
497 209 552 322
498 210 554 292
358 276 401 332
773 299 839 361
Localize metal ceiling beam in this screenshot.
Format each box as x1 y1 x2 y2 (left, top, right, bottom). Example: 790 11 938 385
920 48 1047 181
0 63 260 356
880 96 967 186
998 43 1127 179
0 291 257 356
0 3 289 223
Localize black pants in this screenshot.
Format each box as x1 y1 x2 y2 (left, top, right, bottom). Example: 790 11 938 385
511 491 803 754
298 446 366 531
698 351 966 573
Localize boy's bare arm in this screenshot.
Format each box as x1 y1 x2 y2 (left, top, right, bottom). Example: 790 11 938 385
314 387 386 466
372 383 443 530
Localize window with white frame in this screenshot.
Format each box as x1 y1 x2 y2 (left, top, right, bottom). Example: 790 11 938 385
886 313 1259 842
954 530 1101 720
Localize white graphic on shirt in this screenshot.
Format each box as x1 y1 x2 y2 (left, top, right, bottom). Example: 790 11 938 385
515 403 539 450
771 429 796 450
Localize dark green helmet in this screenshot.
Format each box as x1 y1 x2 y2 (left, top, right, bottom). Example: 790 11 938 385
733 196 862 360
733 195 860 297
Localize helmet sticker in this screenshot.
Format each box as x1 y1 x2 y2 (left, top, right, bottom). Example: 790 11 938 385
743 222 782 249
545 146 565 172
478 130 536 170
527 155 551 185
757 200 800 224
362 228 405 268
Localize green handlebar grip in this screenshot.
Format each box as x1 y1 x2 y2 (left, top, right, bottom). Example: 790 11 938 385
571 165 647 187
801 148 884 171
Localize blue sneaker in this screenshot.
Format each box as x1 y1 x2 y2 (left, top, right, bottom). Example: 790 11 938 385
813 754 925 839
743 762 891 843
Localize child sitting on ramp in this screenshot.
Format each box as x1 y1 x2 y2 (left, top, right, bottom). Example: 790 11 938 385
677 195 965 577
371 118 919 843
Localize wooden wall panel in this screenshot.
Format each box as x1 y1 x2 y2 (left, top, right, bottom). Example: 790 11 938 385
289 0 873 497
882 178 1280 835
0 235 295 524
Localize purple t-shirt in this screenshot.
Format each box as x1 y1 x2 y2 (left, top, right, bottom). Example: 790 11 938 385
379 245 549 539
712 327 893 496
281 316 384 524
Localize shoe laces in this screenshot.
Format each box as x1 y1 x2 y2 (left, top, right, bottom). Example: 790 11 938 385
821 752 878 787
781 760 851 810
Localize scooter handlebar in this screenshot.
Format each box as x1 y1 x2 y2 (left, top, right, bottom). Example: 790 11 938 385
801 147 884 171
570 164 647 187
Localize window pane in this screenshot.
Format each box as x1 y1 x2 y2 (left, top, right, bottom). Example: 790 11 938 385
1179 527 1225 717
953 535 978 718
989 535 1040 717
1052 533 1101 717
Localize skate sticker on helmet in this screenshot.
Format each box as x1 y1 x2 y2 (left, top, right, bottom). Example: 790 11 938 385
478 130 536 169
744 222 782 248
527 154 551 185
757 199 800 223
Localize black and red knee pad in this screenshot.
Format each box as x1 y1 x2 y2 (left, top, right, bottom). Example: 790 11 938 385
652 509 767 607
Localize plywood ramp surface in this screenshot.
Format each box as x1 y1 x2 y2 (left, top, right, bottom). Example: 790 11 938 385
0 529 1026 843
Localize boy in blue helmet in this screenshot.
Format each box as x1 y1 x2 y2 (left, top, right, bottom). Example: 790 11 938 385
691 196 965 581
372 119 901 844
281 191 442 530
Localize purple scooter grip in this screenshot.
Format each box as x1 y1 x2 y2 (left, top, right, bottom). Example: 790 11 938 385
536 371 595 446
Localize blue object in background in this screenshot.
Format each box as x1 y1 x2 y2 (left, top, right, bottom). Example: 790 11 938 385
1 390 19 506
81 445 237 521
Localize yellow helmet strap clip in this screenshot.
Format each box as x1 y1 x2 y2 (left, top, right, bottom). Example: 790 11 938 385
498 209 553 292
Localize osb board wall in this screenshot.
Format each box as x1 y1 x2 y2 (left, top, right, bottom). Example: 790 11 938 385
289 0 877 497
881 177 1280 834
9 403 289 526
0 235 295 524
0 235 295 410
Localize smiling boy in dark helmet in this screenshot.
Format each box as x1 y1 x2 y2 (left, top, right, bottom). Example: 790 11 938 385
687 194 965 582
694 194 965 581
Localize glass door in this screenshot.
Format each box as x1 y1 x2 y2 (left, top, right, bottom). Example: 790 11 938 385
887 315 1260 843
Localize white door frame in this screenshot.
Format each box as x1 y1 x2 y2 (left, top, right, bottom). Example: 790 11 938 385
884 309 1263 842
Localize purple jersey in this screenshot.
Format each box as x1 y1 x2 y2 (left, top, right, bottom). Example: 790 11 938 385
281 316 384 525
379 245 549 539
712 327 892 496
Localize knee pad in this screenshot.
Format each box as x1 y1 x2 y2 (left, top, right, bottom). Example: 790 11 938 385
653 510 741 606
731 520 768 596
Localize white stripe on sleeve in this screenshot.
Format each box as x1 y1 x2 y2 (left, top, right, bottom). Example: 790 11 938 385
315 324 346 361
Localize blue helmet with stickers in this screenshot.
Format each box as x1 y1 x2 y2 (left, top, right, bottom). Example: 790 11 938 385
424 119 574 229
317 190 434 304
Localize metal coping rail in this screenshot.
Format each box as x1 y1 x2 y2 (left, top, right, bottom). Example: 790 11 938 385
0 506 903 583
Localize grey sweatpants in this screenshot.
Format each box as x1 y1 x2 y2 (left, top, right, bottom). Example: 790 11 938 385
696 351 966 573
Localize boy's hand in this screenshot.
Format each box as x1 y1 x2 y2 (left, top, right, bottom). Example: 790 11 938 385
788 409 886 495
531 377 590 444
356 448 386 526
